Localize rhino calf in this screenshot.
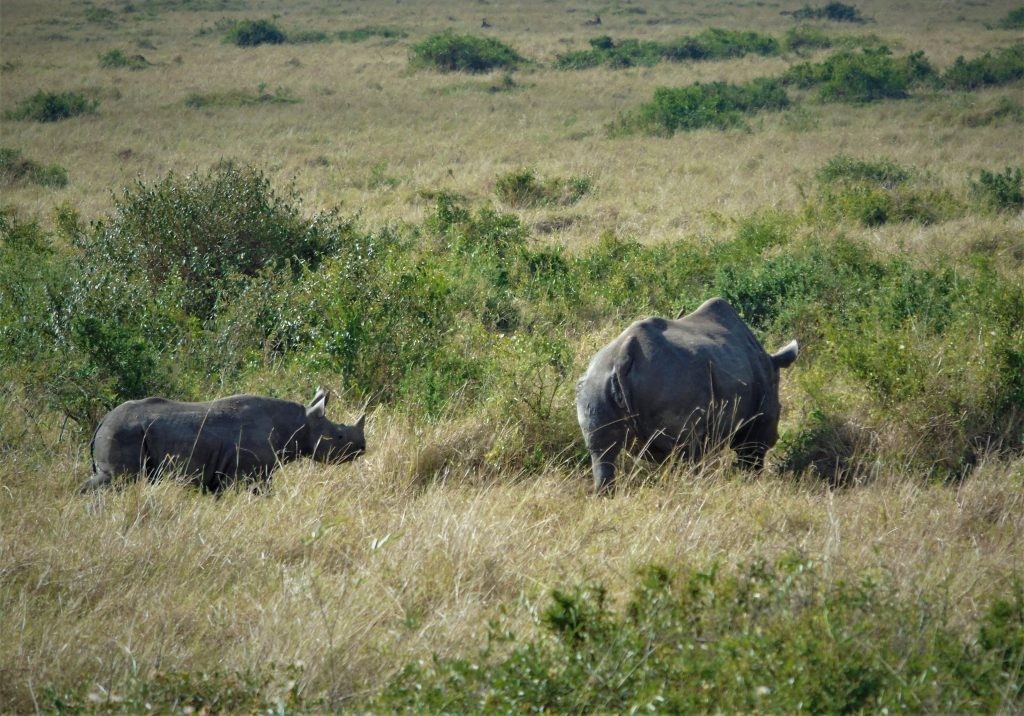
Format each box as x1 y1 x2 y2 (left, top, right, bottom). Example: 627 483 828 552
82 388 365 493
576 298 798 493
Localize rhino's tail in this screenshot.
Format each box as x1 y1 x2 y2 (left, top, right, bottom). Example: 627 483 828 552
81 416 114 493
79 470 113 493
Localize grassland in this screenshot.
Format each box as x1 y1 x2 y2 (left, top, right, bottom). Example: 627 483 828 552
2 0 1023 711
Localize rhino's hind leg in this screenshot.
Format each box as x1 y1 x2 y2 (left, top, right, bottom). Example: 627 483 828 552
733 443 768 471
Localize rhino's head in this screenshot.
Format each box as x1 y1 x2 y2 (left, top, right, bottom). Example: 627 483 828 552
305 388 366 463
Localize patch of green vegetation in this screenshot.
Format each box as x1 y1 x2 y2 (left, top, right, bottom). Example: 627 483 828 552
959 96 1024 127
5 91 98 122
44 663 312 713
817 154 913 188
337 25 406 42
783 47 935 102
287 29 330 44
812 155 960 226
973 167 1024 212
554 28 780 70
3 165 1021 470
942 43 1024 90
99 48 149 69
84 6 117 25
495 169 592 207
410 31 525 73
790 1 866 23
783 24 834 51
618 78 790 135
0 147 68 188
374 557 1024 713
185 85 298 108
225 18 286 47
998 7 1024 29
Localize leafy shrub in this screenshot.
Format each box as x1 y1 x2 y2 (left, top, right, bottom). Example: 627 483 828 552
337 26 406 42
812 156 959 226
99 48 149 69
410 31 525 73
0 147 68 187
72 162 347 320
783 24 833 51
817 154 912 188
495 169 592 207
225 19 286 47
5 91 97 122
791 2 866 23
375 557 1024 713
998 7 1024 29
784 47 935 102
621 78 789 135
942 43 1024 90
555 28 780 70
287 30 329 44
973 167 1024 212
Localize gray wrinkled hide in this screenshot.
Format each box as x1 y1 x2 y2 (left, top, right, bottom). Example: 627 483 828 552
82 388 366 493
576 298 798 493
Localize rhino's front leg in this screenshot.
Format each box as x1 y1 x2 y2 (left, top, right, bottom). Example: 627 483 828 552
590 442 623 495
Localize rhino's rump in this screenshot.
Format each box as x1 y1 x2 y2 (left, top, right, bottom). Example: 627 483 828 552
618 306 777 456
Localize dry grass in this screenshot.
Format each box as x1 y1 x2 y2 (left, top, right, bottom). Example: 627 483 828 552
2 0 1024 709
2 411 1022 709
2 0 1021 243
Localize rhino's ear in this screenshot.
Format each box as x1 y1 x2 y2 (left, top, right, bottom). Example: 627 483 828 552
309 386 329 408
771 340 799 369
307 389 328 419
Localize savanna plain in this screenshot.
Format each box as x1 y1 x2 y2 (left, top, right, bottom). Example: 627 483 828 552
2 0 1024 711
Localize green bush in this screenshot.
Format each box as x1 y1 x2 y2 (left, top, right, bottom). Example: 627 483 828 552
998 7 1024 29
554 28 780 70
0 147 68 188
973 167 1024 212
942 43 1024 90
337 26 406 42
410 31 525 73
784 25 833 51
791 2 866 23
287 30 329 44
225 19 286 47
811 156 959 226
99 48 149 69
5 91 97 122
817 154 912 188
622 78 789 135
784 47 935 102
45 664 311 714
494 169 592 207
374 557 1024 713
73 162 345 320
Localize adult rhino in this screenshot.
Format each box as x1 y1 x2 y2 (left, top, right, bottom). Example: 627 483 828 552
82 388 365 493
576 298 798 493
